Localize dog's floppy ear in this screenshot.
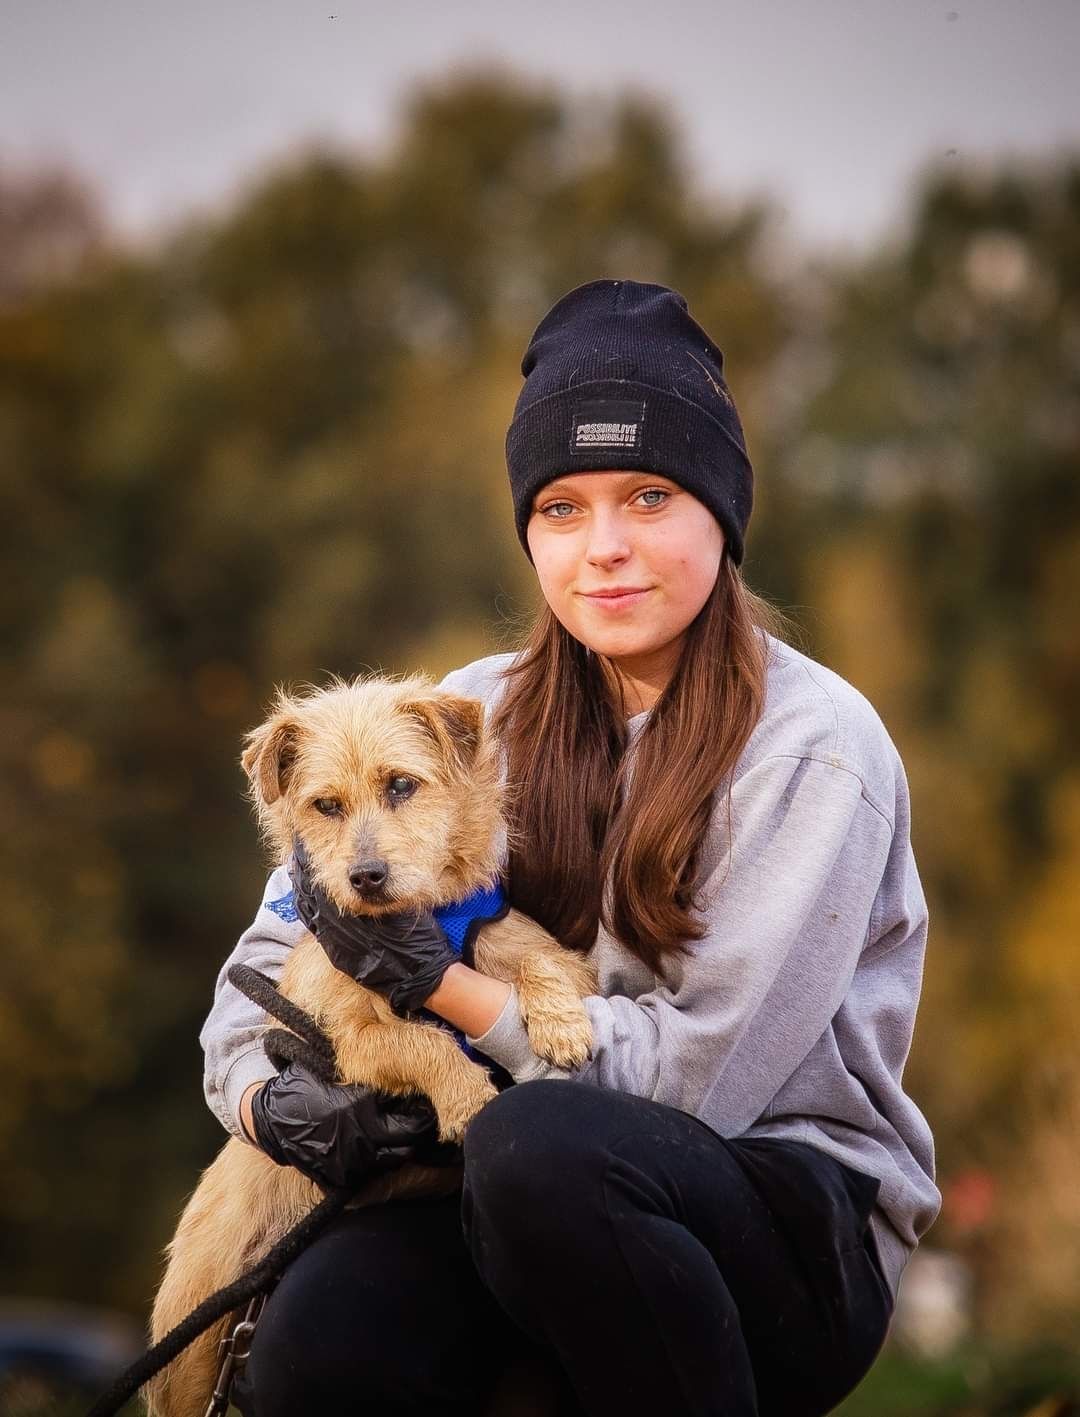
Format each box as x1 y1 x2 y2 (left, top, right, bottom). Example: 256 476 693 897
401 693 485 777
241 711 301 806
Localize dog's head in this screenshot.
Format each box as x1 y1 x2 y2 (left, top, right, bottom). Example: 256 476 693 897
240 674 505 914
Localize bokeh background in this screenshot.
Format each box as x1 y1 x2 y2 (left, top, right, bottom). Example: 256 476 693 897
2 2 1079 1412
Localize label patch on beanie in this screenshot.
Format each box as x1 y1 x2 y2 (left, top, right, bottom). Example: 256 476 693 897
571 399 645 454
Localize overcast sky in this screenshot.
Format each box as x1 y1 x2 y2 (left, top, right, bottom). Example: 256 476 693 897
3 0 1077 259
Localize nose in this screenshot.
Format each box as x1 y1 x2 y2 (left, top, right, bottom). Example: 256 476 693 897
585 508 631 565
349 859 388 891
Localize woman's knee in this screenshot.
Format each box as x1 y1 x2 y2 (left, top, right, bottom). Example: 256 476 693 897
466 1082 603 1190
462 1079 632 1243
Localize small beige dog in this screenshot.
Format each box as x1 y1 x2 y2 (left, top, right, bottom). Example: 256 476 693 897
147 674 597 1417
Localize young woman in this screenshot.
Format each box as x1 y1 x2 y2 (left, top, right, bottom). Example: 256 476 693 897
201 279 941 1417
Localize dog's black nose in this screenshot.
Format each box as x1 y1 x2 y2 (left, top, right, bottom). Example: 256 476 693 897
349 860 388 891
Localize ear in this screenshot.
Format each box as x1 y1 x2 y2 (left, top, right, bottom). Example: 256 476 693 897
241 712 301 806
401 693 485 777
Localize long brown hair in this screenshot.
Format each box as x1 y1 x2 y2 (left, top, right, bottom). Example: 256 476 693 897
489 550 799 977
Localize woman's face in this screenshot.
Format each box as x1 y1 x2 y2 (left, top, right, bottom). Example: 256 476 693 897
526 470 725 700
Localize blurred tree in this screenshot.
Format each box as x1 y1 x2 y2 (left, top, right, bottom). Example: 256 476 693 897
0 66 788 1309
0 67 1077 1356
768 153 1080 1342
0 164 109 307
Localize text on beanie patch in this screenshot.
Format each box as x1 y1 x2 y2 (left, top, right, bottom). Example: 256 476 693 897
571 398 645 453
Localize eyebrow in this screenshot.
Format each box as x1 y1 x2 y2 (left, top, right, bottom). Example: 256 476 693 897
540 472 673 496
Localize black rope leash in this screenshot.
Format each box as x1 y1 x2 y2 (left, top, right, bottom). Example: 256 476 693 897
85 965 350 1417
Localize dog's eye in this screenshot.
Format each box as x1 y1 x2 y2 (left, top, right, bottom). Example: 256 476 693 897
313 798 343 817
388 775 417 802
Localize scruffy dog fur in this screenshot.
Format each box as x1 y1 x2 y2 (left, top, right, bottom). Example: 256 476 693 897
147 675 597 1417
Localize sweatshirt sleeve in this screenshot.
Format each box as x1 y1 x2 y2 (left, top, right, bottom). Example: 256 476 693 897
199 862 308 1140
466 753 895 1133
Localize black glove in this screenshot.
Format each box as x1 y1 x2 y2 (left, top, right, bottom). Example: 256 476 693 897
249 1060 458 1190
289 836 457 1020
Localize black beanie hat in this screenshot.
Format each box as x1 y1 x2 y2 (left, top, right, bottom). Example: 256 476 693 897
505 278 754 566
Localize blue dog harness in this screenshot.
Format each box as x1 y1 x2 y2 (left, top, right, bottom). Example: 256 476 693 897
269 879 511 1063
425 878 510 1061
431 878 510 959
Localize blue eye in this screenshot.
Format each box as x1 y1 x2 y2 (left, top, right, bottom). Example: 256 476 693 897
539 488 670 519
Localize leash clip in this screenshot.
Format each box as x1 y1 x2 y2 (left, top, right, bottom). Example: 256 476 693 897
204 1292 267 1417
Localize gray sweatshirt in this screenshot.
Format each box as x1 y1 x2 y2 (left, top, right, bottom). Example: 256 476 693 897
199 632 941 1304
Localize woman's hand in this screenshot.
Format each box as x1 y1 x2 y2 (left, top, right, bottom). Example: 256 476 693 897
288 837 458 1019
247 1061 459 1189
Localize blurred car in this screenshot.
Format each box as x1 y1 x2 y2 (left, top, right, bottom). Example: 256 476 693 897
0 1297 143 1415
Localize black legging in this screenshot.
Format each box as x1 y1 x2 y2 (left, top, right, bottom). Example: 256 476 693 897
232 1079 894 1417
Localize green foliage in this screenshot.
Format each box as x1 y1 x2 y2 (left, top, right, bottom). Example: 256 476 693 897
835 1338 1080 1415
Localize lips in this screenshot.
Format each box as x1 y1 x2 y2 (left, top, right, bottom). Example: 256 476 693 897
579 587 653 608
580 587 651 598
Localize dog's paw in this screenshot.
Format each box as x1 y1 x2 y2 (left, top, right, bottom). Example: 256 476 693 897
523 1003 594 1070
435 1077 500 1143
